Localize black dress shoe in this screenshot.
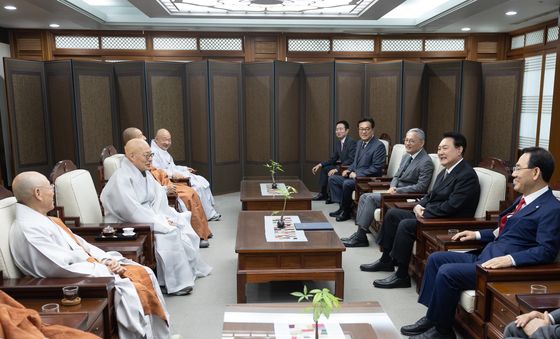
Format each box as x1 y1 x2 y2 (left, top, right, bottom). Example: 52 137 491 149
373 273 411 289
336 211 351 222
325 198 334 204
312 193 326 201
409 326 456 339
329 209 343 217
401 316 435 336
340 232 358 242
360 259 394 272
343 236 368 247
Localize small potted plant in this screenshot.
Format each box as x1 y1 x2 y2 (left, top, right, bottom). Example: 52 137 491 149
291 285 341 339
273 185 297 229
264 159 283 189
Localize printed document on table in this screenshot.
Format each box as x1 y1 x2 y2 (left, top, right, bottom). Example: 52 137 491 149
260 183 287 196
264 215 307 242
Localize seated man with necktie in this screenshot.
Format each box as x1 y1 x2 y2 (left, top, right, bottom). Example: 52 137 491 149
402 147 560 339
9 171 171 338
311 120 356 203
503 308 560 339
342 128 434 247
327 118 386 222
361 132 480 290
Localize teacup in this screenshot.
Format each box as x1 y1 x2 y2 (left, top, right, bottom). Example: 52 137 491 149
102 225 116 236
123 227 135 235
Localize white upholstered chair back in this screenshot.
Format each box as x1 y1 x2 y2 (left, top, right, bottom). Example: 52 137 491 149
386 144 406 178
55 169 103 224
428 154 443 191
103 154 125 181
473 167 507 219
0 197 22 279
553 190 560 201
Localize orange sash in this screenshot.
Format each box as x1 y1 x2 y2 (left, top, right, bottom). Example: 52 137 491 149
48 217 167 323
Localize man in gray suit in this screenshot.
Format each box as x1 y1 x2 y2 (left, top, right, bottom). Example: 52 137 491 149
504 308 560 339
342 128 434 247
328 118 386 222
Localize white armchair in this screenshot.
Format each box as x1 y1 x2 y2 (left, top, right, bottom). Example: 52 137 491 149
0 197 22 279
55 169 104 224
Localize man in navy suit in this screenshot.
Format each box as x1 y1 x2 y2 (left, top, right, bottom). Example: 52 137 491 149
328 118 386 222
504 307 560 339
311 120 357 203
403 147 560 339
362 132 480 290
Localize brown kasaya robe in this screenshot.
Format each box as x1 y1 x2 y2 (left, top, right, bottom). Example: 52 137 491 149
150 168 212 240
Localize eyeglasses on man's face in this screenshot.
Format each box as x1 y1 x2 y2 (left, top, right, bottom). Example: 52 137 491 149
35 184 55 192
142 152 155 159
511 165 534 172
359 127 372 132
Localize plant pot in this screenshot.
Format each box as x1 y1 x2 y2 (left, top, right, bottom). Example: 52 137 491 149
271 173 277 189
271 182 278 189
276 219 285 229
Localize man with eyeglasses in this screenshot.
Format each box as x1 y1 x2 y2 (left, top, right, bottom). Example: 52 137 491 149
311 120 357 203
328 118 386 222
402 147 560 339
101 138 212 297
342 128 434 247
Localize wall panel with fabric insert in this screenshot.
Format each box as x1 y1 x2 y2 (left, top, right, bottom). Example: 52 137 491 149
186 61 210 181
336 62 365 141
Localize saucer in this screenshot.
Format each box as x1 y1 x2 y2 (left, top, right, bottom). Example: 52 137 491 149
123 232 136 237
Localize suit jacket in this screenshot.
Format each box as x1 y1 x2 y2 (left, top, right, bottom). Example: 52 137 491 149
321 136 357 168
390 149 434 194
348 137 386 177
419 159 480 219
478 189 560 266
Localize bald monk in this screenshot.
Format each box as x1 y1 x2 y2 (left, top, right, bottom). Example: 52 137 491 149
101 139 212 296
0 290 101 339
122 127 212 245
9 171 170 339
151 128 221 221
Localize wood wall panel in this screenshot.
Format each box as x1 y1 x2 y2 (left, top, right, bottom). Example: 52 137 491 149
4 59 51 179
146 62 187 163
186 61 210 180
276 62 302 177
366 62 402 143
209 61 242 194
302 63 333 191
45 60 77 164
335 62 364 140
459 61 482 163
243 63 273 176
402 62 424 141
114 61 147 143
480 61 524 163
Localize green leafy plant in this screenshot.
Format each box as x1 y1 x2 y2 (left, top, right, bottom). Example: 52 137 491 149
291 285 341 339
264 160 283 188
272 185 297 228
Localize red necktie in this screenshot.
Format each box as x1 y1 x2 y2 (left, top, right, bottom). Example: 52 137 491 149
498 197 525 235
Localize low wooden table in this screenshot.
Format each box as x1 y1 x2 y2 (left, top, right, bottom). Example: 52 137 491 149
235 210 345 303
223 302 400 339
240 179 313 210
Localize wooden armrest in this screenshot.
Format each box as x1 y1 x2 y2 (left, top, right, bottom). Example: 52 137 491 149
382 193 424 202
170 177 191 186
0 277 115 299
394 201 416 209
416 218 496 229
368 182 391 189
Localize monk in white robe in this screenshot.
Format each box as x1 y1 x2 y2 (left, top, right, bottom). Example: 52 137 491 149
9 172 170 339
100 139 212 295
150 128 221 221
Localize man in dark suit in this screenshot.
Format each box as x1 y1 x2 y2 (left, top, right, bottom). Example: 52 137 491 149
403 147 560 339
311 120 357 202
343 128 434 247
361 132 480 290
504 308 560 339
328 118 386 222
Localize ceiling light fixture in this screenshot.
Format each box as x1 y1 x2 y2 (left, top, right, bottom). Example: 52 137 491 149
505 11 517 16
49 23 60 28
4 5 17 10
461 27 471 31
250 0 284 4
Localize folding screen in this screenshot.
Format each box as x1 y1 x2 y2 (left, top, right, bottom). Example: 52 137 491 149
458 61 482 163
401 62 425 141
45 60 77 165
186 61 210 182
146 62 188 166
3 59 51 179
301 63 334 191
114 61 148 147
208 61 243 194
243 62 274 177
366 61 402 144
480 60 524 163
335 62 365 140
72 61 119 176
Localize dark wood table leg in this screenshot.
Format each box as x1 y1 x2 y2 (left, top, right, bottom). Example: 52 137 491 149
237 272 247 303
335 270 345 300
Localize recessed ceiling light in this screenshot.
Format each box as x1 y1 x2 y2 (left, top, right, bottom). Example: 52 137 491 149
49 23 60 28
505 11 517 16
461 27 471 31
4 5 17 10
